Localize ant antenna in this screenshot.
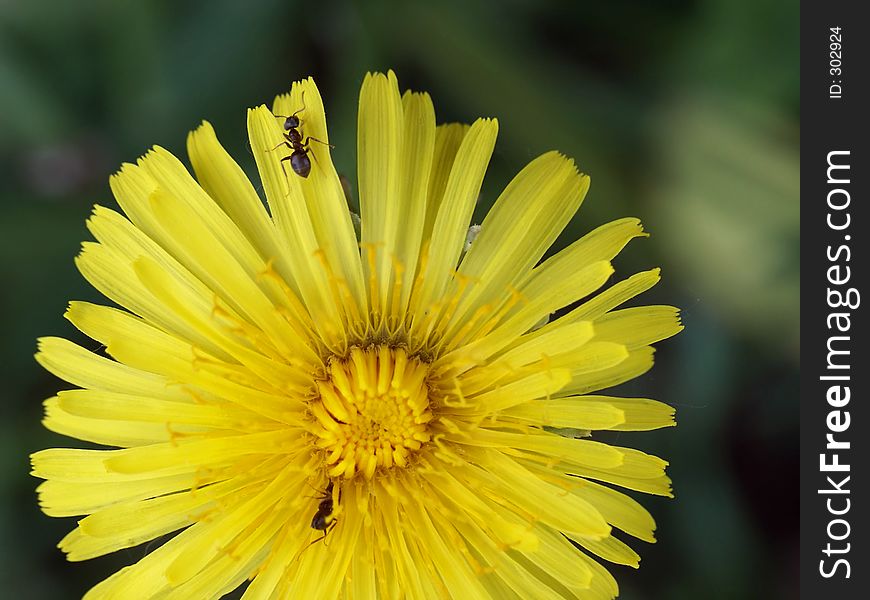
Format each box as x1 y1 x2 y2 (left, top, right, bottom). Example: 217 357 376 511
274 90 308 124
293 90 307 118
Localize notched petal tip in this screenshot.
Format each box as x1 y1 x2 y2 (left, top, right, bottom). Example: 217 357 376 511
62 302 77 323
187 119 215 142
618 217 651 239
673 307 685 332
33 336 57 361
471 116 500 134
401 88 433 103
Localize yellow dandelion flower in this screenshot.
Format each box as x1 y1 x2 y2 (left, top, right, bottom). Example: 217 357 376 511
32 70 682 599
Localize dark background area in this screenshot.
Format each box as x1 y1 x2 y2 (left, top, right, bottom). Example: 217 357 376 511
0 0 798 598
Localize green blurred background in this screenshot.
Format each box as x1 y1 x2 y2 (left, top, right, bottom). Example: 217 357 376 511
0 0 798 598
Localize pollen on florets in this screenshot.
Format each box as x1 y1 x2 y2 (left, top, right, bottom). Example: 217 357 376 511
309 346 434 479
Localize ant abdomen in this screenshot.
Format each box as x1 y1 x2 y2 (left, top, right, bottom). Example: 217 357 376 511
291 152 312 178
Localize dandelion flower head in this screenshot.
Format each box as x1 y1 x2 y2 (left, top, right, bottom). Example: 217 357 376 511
32 70 682 599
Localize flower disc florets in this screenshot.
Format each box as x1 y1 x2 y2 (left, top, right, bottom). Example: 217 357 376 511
312 346 434 479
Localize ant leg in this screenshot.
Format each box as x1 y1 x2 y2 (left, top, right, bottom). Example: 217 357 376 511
297 137 333 175
296 520 337 557
303 485 331 501
278 154 295 179
302 136 335 149
322 521 337 547
294 534 324 560
304 481 324 495
266 140 290 153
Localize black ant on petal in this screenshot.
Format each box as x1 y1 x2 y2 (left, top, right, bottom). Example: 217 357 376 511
309 481 337 545
270 91 333 178
307 481 338 547
290 480 339 563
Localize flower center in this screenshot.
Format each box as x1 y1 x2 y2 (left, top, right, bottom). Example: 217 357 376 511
310 346 434 479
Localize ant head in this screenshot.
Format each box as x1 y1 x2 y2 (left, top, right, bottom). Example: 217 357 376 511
284 115 301 130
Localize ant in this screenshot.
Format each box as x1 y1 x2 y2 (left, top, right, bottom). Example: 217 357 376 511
271 92 333 179
308 480 337 545
289 480 339 563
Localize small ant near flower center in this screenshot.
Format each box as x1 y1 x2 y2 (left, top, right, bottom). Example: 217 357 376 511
308 480 337 545
269 91 333 178
289 480 339 564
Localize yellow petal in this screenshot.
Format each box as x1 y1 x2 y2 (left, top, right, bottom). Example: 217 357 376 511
163 466 297 586
555 447 673 498
166 507 285 599
57 388 251 428
418 467 539 552
574 548 620 600
69 468 270 559
83 207 232 359
572 534 641 568
460 368 572 413
564 345 656 395
573 395 676 431
246 104 347 338
137 146 271 280
99 321 302 425
36 469 225 517
35 337 177 399
423 123 470 241
453 322 596 396
130 255 319 390
535 217 646 278
145 187 304 359
103 430 295 475
573 478 657 543
186 121 298 295
357 71 405 312
411 117 498 316
452 261 614 365
593 305 683 349
449 152 589 334
401 501 491 599
499 398 626 430
463 448 611 539
452 428 625 470
44 397 175 447
273 78 367 314
520 524 596 594
394 90 437 314
497 321 595 369
81 523 191 598
568 268 661 322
